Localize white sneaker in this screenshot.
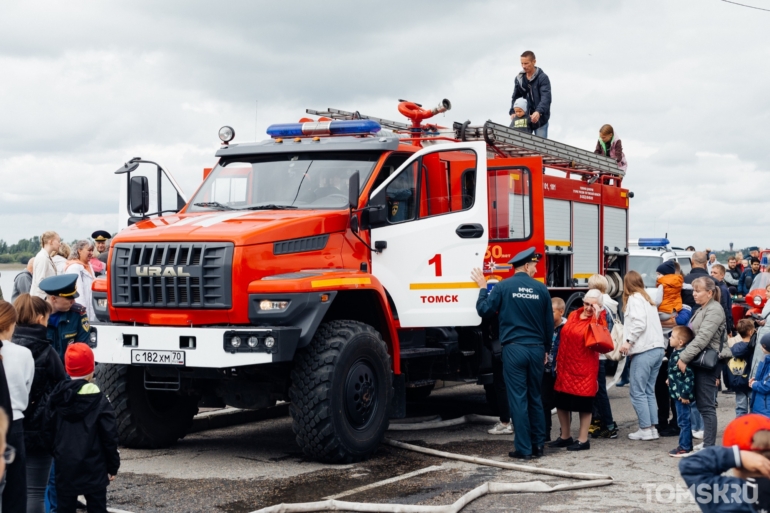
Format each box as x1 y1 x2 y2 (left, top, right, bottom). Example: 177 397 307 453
651 427 660 440
694 442 704 451
692 430 704 439
488 421 513 435
628 428 655 441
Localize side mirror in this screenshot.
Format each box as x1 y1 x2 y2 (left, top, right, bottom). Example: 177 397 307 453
349 171 360 209
350 214 359 233
130 176 150 215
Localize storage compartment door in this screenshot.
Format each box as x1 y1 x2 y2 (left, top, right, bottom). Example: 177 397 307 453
544 199 571 254
603 206 627 255
572 203 599 285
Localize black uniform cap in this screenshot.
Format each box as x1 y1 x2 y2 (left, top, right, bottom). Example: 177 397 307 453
91 230 111 242
508 247 542 268
39 274 79 299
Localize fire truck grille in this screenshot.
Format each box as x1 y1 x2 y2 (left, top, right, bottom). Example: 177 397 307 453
111 242 233 309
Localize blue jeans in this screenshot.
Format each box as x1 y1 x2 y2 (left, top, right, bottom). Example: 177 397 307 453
533 122 549 138
675 400 693 451
736 390 749 417
629 347 664 428
45 461 56 513
690 402 704 431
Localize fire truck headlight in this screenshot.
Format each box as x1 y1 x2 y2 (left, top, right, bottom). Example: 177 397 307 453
96 298 107 308
89 330 98 347
259 300 290 312
754 296 762 306
264 336 275 348
219 126 235 143
230 336 242 348
247 336 259 348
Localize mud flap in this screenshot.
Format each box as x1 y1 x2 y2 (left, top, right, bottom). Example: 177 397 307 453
390 373 406 419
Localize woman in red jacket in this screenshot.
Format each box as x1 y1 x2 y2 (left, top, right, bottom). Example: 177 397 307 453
549 289 605 451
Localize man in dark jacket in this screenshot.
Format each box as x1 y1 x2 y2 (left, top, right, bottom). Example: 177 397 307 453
738 257 761 297
724 256 742 293
711 264 735 336
682 252 714 314
473 248 553 460
45 343 119 513
509 50 552 138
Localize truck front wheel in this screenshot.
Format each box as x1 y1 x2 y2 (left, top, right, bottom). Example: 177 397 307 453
95 364 199 448
289 320 392 463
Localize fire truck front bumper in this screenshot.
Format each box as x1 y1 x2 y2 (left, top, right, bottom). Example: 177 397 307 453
90 324 301 368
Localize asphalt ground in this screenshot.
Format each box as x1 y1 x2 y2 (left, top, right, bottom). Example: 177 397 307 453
105 381 740 513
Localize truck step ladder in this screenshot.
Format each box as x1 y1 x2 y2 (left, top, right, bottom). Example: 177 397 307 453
307 107 623 178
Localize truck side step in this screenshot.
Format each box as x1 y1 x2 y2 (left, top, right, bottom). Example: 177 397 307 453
400 348 446 359
144 368 181 391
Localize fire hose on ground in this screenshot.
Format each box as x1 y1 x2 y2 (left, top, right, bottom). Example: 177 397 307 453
251 415 614 513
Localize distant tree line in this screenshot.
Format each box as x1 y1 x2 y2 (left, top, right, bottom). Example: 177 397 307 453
0 236 79 265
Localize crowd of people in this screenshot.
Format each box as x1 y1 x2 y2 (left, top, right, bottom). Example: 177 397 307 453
0 229 118 513
473 245 770 510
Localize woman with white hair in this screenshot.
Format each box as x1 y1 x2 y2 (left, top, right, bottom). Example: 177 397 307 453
549 289 606 451
64 240 96 321
619 270 667 441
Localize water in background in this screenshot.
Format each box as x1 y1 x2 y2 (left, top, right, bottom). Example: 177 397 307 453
0 267 24 300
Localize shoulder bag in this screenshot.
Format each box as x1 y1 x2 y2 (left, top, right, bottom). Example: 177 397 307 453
585 317 615 354
604 312 626 362
689 325 726 370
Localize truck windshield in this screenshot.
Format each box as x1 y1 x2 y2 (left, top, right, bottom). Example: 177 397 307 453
188 152 380 212
629 255 663 288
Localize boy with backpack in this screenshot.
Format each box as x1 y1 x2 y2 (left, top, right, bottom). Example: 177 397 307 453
728 319 757 417
45 343 120 513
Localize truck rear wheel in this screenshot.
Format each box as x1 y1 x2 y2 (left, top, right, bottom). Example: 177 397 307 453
95 364 199 448
289 320 392 463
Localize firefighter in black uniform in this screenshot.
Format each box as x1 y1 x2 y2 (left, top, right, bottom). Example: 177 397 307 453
39 274 90 359
92 230 111 266
472 247 554 460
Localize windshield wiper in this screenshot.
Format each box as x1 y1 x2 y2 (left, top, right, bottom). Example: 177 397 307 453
244 204 298 210
193 202 238 211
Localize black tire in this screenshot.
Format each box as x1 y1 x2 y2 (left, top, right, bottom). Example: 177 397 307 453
95 364 199 448
565 292 586 316
289 320 392 463
405 383 434 402
484 383 500 416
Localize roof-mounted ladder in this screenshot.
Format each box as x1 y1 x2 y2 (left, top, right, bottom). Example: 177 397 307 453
306 108 624 178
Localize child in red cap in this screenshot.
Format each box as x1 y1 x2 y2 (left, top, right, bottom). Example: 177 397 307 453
45 343 120 513
679 414 770 512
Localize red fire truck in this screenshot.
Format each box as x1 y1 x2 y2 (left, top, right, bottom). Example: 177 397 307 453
91 100 631 463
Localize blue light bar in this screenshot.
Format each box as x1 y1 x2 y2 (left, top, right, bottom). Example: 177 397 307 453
267 119 381 138
638 238 670 247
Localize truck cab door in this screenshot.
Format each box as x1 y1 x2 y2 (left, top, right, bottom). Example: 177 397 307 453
117 160 187 229
368 141 488 327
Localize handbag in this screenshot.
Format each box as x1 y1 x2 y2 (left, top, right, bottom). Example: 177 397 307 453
605 312 626 362
585 318 615 354
689 324 726 371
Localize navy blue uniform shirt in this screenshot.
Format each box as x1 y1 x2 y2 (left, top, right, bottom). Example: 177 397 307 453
476 271 554 350
47 302 90 359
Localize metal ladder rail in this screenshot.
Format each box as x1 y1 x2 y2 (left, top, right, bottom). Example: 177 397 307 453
306 108 411 131
466 121 624 177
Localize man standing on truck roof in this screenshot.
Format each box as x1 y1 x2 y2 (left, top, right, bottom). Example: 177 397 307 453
472 248 554 460
509 51 552 139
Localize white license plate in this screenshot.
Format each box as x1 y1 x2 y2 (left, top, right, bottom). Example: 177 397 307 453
131 350 185 366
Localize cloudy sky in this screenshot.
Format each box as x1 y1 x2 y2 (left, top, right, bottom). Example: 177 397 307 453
0 0 767 250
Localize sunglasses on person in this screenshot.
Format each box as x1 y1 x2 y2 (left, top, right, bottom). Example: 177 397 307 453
583 302 596 308
3 445 15 464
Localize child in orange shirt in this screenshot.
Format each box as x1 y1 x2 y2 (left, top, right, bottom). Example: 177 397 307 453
656 260 683 321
